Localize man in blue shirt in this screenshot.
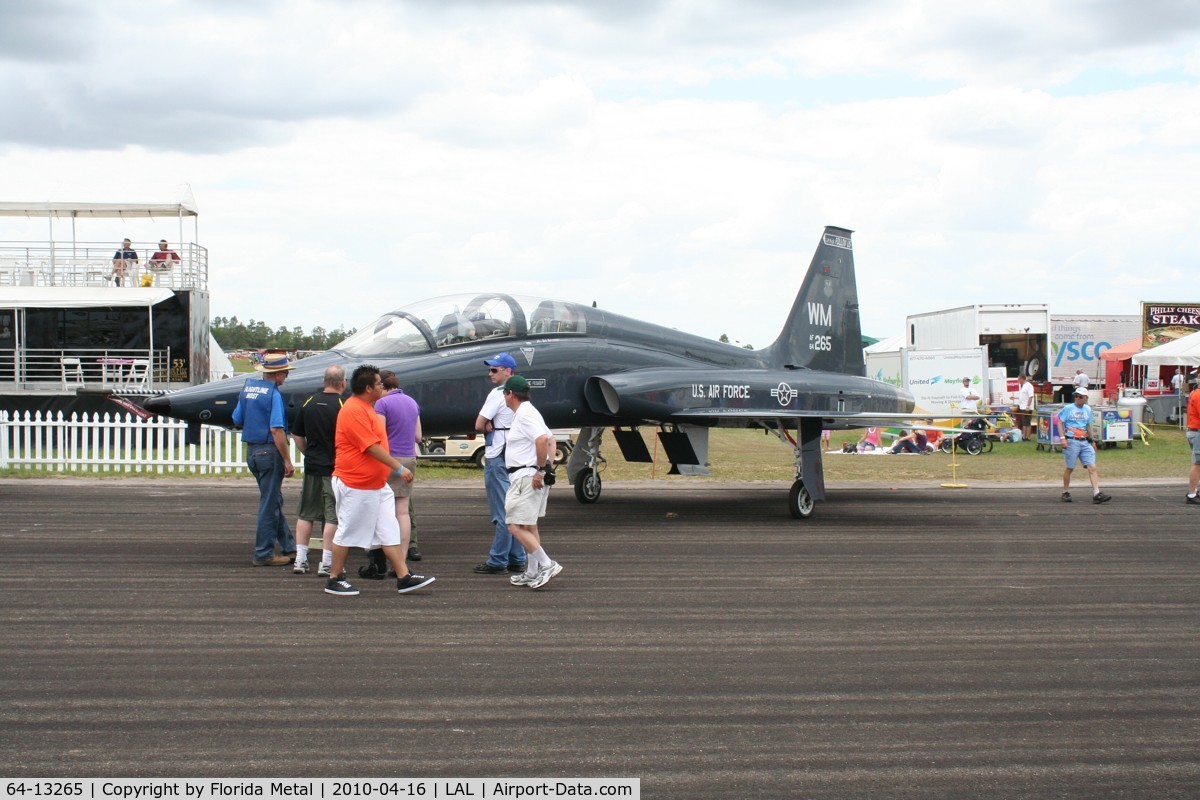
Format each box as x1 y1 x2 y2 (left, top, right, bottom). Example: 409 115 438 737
110 239 138 286
1055 386 1112 504
232 353 297 565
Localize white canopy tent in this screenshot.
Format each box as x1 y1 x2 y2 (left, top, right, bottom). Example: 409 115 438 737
209 333 235 381
0 193 199 284
864 334 904 354
0 287 174 308
1130 330 1200 367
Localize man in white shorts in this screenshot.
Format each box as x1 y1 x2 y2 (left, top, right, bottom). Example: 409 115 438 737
324 364 435 597
501 375 563 590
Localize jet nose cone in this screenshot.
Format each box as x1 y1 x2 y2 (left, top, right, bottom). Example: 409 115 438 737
142 395 171 415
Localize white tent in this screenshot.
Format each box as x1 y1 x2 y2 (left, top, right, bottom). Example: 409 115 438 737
208 334 235 382
0 194 199 281
1130 330 1200 366
864 334 904 354
0 287 174 308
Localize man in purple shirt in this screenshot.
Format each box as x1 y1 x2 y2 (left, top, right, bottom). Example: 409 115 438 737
361 370 423 576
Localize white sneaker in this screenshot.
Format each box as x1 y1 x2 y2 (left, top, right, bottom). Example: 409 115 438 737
293 559 309 575
529 561 563 590
316 563 331 578
509 571 539 587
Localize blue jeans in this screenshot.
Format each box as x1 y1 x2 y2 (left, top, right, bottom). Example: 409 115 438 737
484 455 525 568
247 443 295 560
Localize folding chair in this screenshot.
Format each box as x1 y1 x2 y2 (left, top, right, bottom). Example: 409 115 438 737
60 357 84 389
124 358 150 390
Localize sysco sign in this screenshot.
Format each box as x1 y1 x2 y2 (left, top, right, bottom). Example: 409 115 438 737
1052 340 1112 366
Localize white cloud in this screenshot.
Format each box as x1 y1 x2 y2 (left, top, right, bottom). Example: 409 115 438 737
2 0 1200 346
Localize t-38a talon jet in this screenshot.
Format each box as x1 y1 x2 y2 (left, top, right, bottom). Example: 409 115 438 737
143 225 916 518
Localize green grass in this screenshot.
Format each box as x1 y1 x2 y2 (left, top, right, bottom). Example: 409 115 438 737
3 426 1188 483
580 426 1191 484
230 356 256 374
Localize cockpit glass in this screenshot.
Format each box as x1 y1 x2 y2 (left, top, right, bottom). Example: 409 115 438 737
334 313 431 356
333 293 587 356
432 294 520 347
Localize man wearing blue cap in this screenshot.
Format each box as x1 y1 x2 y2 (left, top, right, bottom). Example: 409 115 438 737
472 352 527 575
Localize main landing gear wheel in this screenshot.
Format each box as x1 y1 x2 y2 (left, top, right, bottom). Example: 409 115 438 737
574 467 602 504
788 479 814 520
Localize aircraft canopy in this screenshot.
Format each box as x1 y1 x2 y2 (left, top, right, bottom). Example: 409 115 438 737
335 292 590 356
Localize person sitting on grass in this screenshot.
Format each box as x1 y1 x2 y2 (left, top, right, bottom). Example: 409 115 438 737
856 426 881 452
889 428 929 454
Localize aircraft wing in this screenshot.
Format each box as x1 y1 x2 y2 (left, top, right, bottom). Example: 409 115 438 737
671 408 987 433
583 368 916 428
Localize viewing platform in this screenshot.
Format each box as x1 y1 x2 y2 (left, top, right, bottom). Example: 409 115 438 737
0 199 212 406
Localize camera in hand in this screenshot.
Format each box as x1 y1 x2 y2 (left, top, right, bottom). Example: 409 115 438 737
543 465 557 486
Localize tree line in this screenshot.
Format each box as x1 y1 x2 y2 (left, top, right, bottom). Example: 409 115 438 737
211 316 357 352
214 316 750 353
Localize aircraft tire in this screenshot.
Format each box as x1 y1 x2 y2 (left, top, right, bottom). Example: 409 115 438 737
574 468 602 504
788 480 814 520
554 441 572 465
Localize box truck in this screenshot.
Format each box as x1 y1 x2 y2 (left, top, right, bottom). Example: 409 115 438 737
1048 314 1141 389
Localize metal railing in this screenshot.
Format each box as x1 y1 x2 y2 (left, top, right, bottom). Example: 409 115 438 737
0 347 170 390
0 240 208 290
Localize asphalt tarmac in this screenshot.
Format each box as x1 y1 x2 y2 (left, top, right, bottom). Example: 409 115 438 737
1 477 1197 798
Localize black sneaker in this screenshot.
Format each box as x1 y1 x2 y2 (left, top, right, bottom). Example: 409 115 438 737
473 562 507 574
358 548 389 580
397 573 436 593
507 562 527 573
1093 492 1112 504
1186 495 1200 505
1061 491 1072 503
407 545 422 561
324 576 359 596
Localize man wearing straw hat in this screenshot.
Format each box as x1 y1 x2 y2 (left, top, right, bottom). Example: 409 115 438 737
233 352 297 566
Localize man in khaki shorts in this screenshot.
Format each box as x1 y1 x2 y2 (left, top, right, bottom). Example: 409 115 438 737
292 365 345 576
501 375 563 590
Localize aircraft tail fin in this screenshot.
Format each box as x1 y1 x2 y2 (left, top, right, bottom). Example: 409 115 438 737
765 226 865 376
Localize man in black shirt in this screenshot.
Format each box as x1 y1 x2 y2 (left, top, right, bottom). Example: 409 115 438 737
110 239 138 286
292 365 346 576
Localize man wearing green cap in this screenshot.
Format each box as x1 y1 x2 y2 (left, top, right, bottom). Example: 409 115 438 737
501 374 563 590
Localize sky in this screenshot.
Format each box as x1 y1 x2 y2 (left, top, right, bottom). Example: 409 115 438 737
2 0 1199 347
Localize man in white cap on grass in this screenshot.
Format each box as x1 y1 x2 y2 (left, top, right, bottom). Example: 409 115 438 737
1055 386 1112 504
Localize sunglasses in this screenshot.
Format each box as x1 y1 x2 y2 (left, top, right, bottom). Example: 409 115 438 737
488 367 503 374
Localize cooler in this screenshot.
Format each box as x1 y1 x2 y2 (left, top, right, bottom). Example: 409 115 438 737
1092 407 1134 448
1036 404 1064 452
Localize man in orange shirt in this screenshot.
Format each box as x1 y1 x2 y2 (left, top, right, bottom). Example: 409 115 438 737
324 364 436 596
1186 376 1200 505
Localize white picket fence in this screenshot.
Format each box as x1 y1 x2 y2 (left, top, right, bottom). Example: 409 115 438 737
0 410 302 474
